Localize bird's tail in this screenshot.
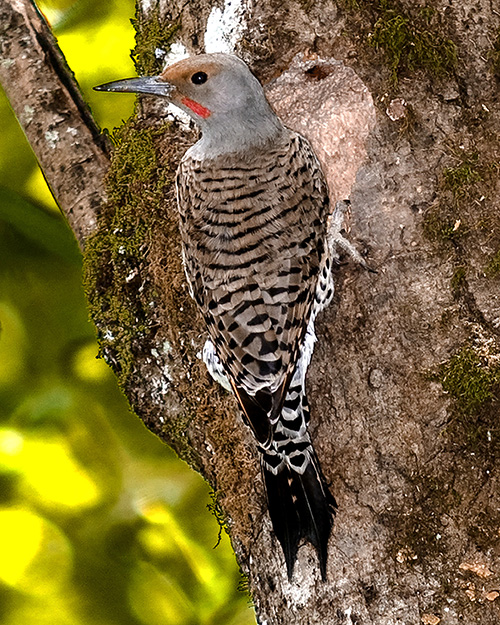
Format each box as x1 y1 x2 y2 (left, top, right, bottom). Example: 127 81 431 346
260 382 337 580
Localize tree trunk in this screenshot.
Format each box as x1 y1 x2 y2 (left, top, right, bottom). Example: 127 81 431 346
2 0 500 623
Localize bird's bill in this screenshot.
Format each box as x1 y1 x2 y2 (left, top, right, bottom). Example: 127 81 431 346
93 76 173 97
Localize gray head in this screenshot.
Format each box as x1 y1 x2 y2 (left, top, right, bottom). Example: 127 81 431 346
95 53 284 157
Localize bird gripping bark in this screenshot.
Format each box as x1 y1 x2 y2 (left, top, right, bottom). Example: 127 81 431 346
95 53 337 580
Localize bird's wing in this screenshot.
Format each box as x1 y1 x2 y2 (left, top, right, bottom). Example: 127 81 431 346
176 132 330 445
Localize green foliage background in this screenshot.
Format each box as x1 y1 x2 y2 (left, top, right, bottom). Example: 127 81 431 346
0 1 254 623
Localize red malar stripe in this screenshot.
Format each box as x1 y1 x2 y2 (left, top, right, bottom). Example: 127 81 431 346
181 97 211 119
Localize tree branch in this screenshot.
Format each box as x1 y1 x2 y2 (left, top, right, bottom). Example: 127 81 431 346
2 0 500 623
0 0 109 245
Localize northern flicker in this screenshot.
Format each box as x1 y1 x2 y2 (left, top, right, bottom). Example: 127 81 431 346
95 53 337 580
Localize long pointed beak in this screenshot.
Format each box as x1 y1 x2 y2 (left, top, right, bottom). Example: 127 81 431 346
93 76 174 97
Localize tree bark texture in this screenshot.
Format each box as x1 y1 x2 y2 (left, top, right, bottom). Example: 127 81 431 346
0 0 110 244
2 0 500 623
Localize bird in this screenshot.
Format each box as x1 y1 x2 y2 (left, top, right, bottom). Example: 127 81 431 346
95 53 338 580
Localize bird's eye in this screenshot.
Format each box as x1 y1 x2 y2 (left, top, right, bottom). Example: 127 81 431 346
191 71 208 85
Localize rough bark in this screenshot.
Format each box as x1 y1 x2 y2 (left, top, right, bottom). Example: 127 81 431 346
2 0 500 624
0 0 110 244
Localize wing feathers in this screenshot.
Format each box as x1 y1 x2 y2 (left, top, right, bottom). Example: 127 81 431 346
177 129 329 418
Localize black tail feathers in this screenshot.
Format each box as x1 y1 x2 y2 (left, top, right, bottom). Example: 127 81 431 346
262 453 337 580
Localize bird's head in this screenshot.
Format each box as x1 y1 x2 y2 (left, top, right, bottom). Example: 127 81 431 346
95 54 269 123
94 53 283 154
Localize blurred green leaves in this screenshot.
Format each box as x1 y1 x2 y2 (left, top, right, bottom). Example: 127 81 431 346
0 188 81 262
0 0 255 623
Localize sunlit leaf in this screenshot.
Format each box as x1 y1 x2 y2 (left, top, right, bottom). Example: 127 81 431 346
0 507 72 593
0 428 25 478
18 434 102 511
24 167 60 212
72 341 112 382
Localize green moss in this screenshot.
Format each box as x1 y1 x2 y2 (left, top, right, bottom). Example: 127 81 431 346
485 249 500 276
422 208 461 243
424 332 500 461
368 4 457 84
443 153 482 201
83 119 171 387
106 122 167 202
164 408 203 470
131 7 180 76
438 346 500 415
422 153 486 244
207 490 230 547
